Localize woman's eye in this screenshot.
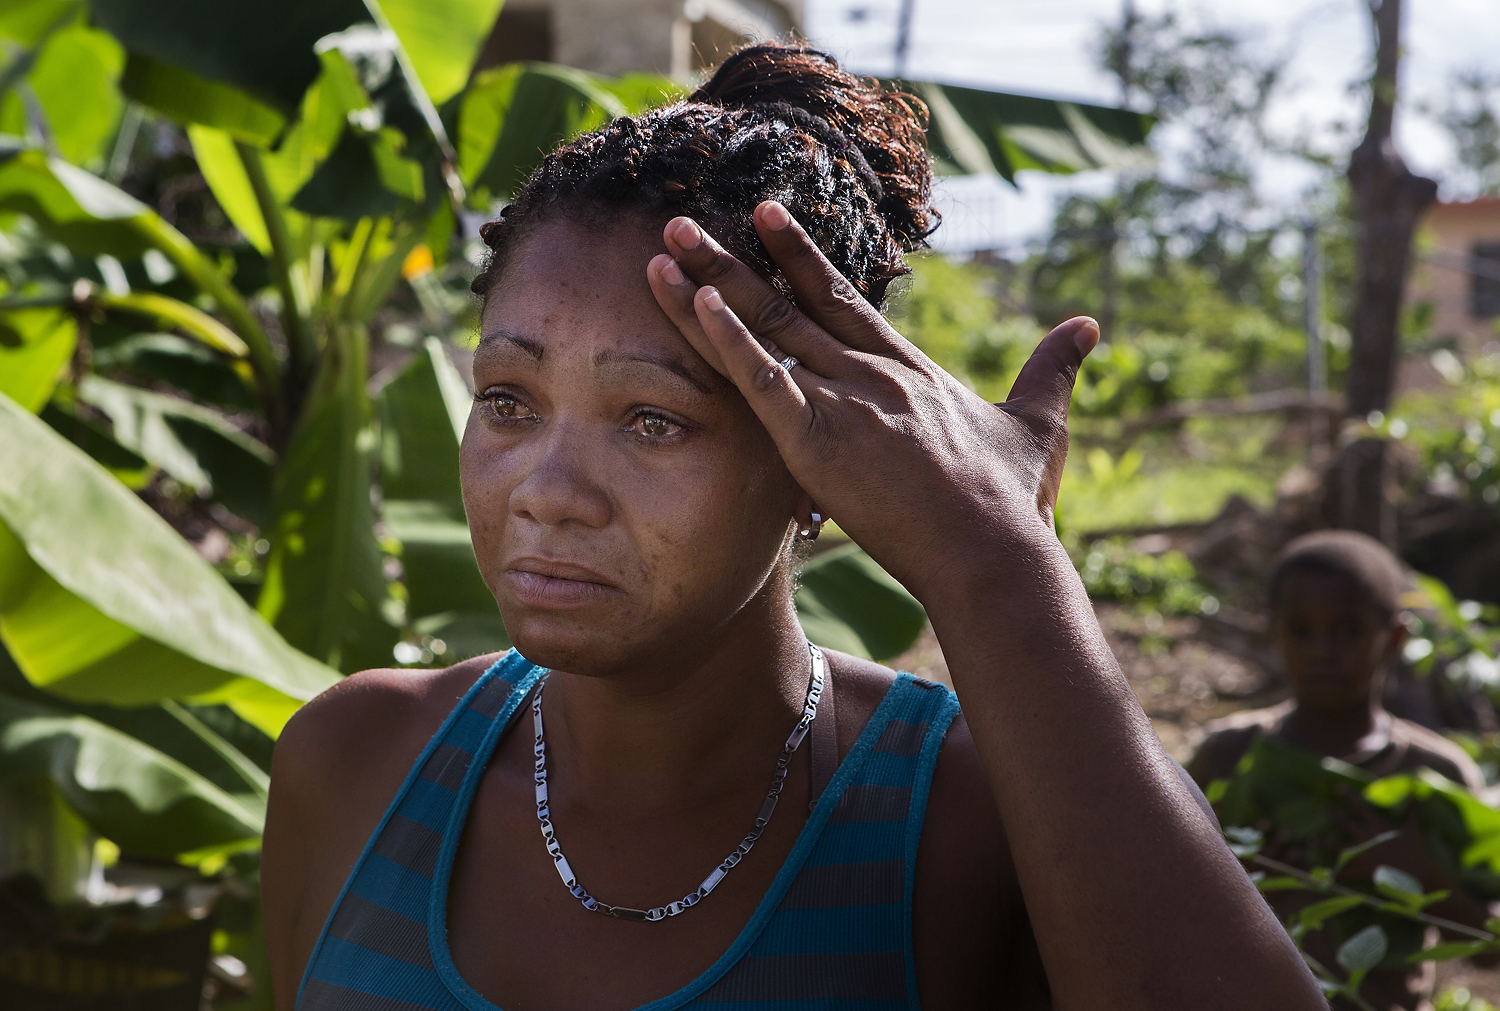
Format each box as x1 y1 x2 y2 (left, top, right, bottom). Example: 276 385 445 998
628 412 683 440
483 393 537 422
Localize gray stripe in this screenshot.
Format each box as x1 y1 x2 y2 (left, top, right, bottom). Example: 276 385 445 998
695 951 906 1001
911 677 942 691
467 677 514 720
418 744 471 793
873 719 927 758
329 892 433 969
829 784 911 824
779 860 903 909
301 979 439 1011
372 815 443 878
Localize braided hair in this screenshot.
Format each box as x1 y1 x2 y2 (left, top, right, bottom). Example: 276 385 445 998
471 43 938 309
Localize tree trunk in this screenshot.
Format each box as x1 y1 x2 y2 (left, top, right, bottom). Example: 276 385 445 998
1339 0 1437 543
1345 0 1438 416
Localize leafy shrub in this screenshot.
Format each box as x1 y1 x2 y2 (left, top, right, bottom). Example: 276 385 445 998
1068 536 1219 617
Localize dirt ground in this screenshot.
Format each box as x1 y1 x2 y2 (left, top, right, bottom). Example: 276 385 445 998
889 602 1285 762
888 605 1500 1005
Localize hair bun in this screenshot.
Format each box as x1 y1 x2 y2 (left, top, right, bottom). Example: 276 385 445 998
692 43 936 250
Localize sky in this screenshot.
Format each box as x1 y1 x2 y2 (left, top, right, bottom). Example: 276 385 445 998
802 0 1500 253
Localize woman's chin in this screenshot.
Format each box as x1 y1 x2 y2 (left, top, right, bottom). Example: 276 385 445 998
502 610 636 674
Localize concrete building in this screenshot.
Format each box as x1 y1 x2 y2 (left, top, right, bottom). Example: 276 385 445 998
1406 197 1500 354
473 0 803 80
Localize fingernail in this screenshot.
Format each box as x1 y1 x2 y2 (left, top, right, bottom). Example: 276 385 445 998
760 201 791 231
660 258 687 285
672 218 702 250
1071 317 1100 356
701 287 724 311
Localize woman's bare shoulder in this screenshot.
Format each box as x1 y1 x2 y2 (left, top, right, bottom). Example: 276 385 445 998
272 653 508 801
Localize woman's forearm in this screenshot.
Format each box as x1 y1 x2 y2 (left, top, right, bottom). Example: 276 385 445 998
921 533 1322 1009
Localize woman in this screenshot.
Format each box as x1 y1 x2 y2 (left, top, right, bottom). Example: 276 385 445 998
262 44 1321 1009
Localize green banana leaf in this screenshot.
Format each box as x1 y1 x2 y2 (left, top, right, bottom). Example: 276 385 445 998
90 0 501 114
87 0 366 113
0 0 77 48
378 338 509 658
0 305 76 410
908 80 1156 184
461 62 624 203
0 140 276 386
1 646 269 802
378 0 504 106
76 375 275 526
0 391 339 735
0 136 154 258
18 18 125 168
0 693 262 857
121 51 288 147
92 332 258 411
378 335 468 510
258 326 398 672
795 543 927 662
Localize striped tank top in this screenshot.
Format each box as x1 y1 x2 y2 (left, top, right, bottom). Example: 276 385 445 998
297 649 961 1010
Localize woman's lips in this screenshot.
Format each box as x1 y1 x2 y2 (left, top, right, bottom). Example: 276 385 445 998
504 560 622 610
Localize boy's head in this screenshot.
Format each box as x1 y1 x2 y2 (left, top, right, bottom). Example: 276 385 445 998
1267 531 1409 713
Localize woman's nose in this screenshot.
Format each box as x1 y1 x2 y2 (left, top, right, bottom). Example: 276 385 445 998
508 422 612 530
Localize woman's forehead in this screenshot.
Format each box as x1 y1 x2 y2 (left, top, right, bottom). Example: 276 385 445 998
478 216 722 392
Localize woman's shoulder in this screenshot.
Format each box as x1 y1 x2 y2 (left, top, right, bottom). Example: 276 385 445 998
274 653 509 800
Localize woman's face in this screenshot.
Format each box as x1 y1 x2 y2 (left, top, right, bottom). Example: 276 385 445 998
461 214 802 674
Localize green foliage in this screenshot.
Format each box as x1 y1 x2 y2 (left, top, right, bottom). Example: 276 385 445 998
1402 354 1500 507
1068 536 1217 617
886 253 1039 402
1438 986 1500 1011
911 80 1155 182
1217 737 1500 1003
795 544 928 662
0 393 339 735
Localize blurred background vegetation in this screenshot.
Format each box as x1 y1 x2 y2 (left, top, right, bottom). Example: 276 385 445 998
0 0 1498 1007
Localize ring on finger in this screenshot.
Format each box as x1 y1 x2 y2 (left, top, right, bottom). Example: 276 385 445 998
778 354 800 372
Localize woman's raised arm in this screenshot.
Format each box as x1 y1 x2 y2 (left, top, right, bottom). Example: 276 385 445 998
646 201 1323 1009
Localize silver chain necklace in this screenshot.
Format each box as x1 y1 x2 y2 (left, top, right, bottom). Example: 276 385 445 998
532 643 824 922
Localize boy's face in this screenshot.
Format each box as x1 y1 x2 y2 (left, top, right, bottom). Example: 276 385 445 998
1270 567 1407 713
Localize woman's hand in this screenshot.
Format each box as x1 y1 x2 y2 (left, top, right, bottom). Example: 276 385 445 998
648 203 1324 1008
645 201 1097 604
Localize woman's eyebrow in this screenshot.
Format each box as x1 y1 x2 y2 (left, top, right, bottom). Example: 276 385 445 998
592 347 715 395
476 328 545 359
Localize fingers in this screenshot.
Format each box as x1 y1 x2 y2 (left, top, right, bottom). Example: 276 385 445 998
691 283 816 451
1005 316 1100 424
647 254 732 378
750 201 922 362
661 216 862 370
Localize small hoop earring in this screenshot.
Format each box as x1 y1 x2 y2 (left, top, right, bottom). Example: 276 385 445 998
800 511 824 542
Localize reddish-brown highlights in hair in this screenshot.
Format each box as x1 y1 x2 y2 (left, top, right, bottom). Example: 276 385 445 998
471 43 938 309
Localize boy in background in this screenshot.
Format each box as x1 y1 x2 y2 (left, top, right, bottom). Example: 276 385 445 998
1189 530 1490 1011
1189 530 1483 791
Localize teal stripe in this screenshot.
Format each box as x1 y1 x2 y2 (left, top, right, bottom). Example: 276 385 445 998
751 905 905 954
398 778 462 831
902 688 960 1007
801 822 906 866
352 853 435 924
295 652 521 1010
310 936 466 1010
